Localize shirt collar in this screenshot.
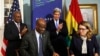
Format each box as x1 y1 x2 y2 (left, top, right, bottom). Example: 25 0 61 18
35 29 40 36
14 21 20 25
81 36 87 40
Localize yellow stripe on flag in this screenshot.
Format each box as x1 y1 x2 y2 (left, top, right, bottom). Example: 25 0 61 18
66 11 78 35
65 0 83 47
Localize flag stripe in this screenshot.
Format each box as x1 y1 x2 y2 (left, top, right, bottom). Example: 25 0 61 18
66 0 83 47
1 48 5 56
70 0 83 23
1 39 7 56
66 11 78 35
66 0 83 35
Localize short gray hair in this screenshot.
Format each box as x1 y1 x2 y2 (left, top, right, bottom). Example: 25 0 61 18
53 7 61 13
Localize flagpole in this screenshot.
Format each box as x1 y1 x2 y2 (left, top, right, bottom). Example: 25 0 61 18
63 0 67 20
18 0 24 23
0 0 4 55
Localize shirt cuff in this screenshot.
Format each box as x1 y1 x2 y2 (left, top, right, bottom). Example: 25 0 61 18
56 31 59 34
19 34 21 39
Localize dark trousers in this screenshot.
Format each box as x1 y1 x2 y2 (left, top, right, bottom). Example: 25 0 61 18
6 48 17 56
6 48 21 56
81 54 88 56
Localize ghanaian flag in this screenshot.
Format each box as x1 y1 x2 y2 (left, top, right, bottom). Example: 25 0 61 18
66 0 83 47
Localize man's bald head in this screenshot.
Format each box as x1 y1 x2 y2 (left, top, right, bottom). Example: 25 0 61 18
36 18 46 25
36 18 46 34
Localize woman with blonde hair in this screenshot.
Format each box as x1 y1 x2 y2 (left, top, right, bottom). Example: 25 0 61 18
70 21 99 56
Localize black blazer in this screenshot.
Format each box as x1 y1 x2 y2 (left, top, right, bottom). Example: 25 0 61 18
70 35 99 56
4 21 27 49
46 19 68 55
20 30 54 56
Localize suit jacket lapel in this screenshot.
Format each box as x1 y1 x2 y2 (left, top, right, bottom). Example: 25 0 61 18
42 32 49 52
31 30 38 52
19 23 24 32
12 21 19 33
59 19 61 23
77 37 83 52
52 20 57 29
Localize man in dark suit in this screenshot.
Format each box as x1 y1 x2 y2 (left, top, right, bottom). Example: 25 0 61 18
4 11 28 56
46 8 68 56
20 18 59 56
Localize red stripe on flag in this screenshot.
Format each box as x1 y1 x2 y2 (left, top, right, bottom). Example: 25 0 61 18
1 38 8 56
3 38 8 45
1 47 6 56
70 0 83 23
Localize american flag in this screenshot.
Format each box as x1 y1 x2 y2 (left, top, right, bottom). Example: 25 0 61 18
7 0 20 23
1 0 20 56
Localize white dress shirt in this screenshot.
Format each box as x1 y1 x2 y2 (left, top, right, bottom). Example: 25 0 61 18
54 19 59 34
14 21 21 39
54 19 59 28
81 36 87 54
35 30 41 53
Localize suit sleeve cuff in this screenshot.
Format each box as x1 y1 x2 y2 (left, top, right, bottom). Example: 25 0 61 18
19 34 21 39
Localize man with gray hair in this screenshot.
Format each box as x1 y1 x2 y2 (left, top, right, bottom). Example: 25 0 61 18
46 7 68 56
53 7 61 13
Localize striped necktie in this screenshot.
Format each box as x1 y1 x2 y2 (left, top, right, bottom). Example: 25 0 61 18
38 34 43 56
55 20 58 28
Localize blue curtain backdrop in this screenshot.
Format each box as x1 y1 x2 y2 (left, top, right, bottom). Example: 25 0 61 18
31 0 62 29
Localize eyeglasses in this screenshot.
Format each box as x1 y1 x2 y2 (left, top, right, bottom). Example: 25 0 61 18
78 28 87 30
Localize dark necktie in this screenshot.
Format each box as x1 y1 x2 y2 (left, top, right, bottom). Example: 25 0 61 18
38 34 43 56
